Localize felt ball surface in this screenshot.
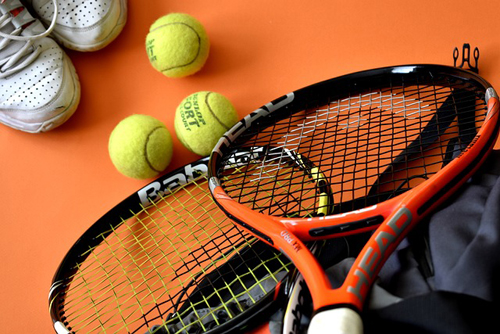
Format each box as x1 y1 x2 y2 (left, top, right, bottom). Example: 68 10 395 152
109 115 173 179
174 91 238 156
146 13 210 78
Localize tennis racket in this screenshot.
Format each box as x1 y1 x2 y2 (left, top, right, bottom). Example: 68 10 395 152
208 64 499 333
49 157 297 334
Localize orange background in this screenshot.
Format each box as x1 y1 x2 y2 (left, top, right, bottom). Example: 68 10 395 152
2 1 500 333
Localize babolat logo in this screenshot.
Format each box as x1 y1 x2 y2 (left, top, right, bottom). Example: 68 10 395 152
281 230 302 252
137 162 208 206
347 207 412 303
286 278 309 334
214 93 295 154
225 146 265 168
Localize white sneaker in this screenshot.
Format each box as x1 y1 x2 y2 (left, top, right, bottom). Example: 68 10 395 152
0 0 80 133
25 0 127 52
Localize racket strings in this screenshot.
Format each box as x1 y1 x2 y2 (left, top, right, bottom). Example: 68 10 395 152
56 177 291 333
218 75 488 217
223 148 326 217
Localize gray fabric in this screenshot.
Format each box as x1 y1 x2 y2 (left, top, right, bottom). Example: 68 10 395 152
377 238 433 299
378 150 500 303
429 151 500 302
367 282 403 310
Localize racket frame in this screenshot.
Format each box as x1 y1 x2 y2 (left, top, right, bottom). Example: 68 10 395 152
208 64 500 314
48 157 293 334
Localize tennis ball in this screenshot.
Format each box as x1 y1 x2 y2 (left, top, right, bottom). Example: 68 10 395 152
109 115 173 179
146 13 210 78
175 91 238 156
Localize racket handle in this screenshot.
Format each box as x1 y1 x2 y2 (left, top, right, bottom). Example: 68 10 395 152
308 308 363 334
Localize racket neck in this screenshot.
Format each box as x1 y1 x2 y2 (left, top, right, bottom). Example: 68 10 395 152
212 185 338 310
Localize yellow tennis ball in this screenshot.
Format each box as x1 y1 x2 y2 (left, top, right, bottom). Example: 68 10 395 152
175 91 238 156
145 13 210 78
109 115 173 179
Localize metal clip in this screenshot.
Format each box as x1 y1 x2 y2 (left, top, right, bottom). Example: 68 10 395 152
453 43 479 73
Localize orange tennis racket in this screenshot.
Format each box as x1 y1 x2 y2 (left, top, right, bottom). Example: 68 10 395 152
208 64 499 333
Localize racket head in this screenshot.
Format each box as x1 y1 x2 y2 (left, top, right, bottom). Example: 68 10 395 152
209 64 499 238
48 157 294 334
208 65 499 313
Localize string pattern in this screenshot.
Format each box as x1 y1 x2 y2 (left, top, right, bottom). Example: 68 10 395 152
218 74 487 217
51 176 291 333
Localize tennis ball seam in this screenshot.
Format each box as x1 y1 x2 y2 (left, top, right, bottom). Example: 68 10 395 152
205 92 232 130
151 22 202 73
144 126 166 173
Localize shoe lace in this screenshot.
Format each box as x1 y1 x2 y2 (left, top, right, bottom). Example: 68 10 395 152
0 0 58 78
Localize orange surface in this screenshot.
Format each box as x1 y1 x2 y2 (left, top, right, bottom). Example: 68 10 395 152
2 1 500 333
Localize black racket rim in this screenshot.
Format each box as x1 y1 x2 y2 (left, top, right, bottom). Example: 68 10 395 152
208 64 493 178
48 157 292 334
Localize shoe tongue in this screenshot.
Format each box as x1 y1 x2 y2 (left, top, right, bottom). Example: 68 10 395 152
18 14 45 36
1 0 45 36
0 1 45 72
0 0 25 15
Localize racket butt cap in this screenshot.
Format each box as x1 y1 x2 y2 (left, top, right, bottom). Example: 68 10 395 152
54 321 70 334
308 308 363 334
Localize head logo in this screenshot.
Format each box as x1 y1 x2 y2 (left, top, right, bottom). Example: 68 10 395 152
347 207 412 303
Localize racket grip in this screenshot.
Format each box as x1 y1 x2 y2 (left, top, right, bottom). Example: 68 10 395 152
308 308 363 334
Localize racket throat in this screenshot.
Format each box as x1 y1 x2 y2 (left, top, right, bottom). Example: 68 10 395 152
345 207 412 307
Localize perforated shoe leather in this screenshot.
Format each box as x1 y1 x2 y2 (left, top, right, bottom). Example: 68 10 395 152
25 0 127 51
0 0 80 133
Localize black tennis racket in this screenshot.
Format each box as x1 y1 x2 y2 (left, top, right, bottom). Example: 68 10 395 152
49 157 296 334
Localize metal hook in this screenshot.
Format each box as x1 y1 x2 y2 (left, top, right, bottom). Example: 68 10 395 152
453 43 479 73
